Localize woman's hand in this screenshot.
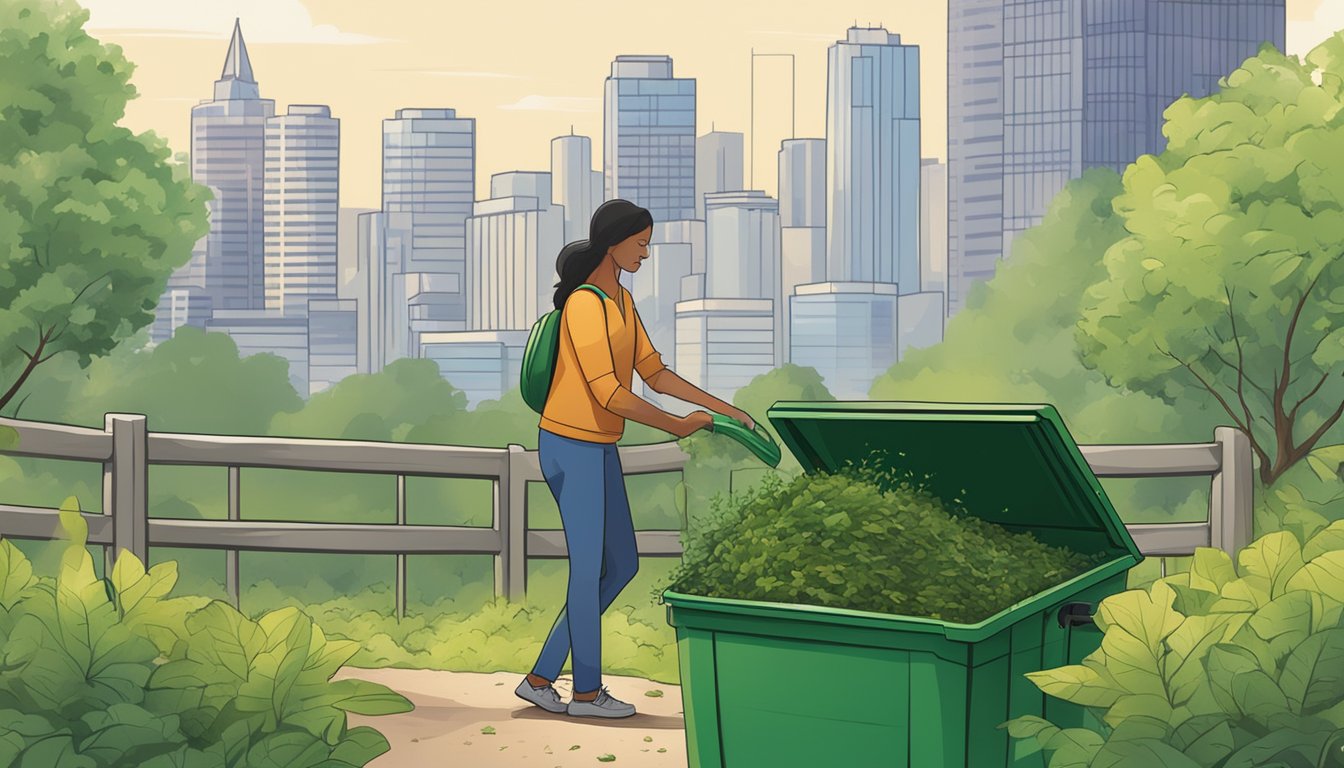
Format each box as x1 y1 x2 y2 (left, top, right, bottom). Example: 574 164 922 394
671 410 713 438
720 406 755 430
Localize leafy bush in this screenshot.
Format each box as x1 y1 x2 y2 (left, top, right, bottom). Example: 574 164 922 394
0 502 412 767
666 469 1101 624
1006 513 1344 767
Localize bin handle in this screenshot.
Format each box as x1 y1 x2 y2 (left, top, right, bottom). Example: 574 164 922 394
1057 602 1096 629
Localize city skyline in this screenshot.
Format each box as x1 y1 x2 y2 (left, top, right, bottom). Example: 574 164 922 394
82 0 1332 211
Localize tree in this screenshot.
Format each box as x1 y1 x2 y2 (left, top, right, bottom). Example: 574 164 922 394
270 358 467 441
1079 38 1344 485
0 0 208 415
63 326 302 436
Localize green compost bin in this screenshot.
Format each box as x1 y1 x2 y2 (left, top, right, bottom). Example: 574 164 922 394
664 402 1143 768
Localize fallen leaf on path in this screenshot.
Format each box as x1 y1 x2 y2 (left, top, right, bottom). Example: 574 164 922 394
644 690 664 697
598 755 615 763
481 726 496 735
570 745 581 751
643 736 653 742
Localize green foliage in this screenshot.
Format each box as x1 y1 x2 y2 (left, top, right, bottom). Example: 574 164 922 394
667 469 1100 624
868 169 1220 537
0 530 410 767
1007 522 1344 767
271 359 465 442
60 327 302 436
1079 37 1344 485
0 0 208 412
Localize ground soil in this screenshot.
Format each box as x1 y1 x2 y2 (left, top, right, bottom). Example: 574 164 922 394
334 667 689 767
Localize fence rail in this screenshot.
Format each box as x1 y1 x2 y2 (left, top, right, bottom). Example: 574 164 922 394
0 414 1253 616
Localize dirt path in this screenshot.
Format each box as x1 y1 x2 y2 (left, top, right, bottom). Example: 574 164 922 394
334 668 689 767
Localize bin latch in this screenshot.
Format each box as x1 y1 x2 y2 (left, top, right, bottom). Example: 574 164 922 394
1057 602 1097 629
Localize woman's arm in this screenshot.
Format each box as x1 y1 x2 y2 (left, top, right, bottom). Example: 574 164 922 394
605 387 711 438
646 369 755 429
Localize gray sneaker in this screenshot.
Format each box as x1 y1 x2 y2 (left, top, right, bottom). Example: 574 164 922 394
567 686 636 719
514 678 566 714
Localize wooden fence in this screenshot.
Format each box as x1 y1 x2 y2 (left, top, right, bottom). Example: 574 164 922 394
0 414 1252 617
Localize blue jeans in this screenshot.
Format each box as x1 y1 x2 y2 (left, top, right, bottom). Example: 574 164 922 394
530 429 639 693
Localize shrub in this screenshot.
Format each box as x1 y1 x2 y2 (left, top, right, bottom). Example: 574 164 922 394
0 501 412 767
1006 513 1344 767
666 469 1101 624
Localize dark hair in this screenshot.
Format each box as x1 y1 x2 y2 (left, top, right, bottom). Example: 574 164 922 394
552 199 654 309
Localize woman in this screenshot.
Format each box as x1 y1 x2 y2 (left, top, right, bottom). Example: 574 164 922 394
514 199 754 719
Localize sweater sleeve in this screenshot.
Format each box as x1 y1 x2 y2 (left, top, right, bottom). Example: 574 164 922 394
563 290 621 407
632 299 667 383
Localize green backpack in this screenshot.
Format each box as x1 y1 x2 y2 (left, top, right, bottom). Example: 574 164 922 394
520 283 610 414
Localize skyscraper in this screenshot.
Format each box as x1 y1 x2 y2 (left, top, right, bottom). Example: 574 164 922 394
551 133 599 244
920 158 948 299
355 210 412 374
946 0 1005 316
703 191 779 302
466 172 565 329
264 105 339 316
947 0 1286 313
695 131 745 219
155 20 273 341
381 108 476 336
826 27 921 292
778 139 826 360
604 56 696 221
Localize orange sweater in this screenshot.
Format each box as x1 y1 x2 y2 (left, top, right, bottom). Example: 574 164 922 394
539 286 667 443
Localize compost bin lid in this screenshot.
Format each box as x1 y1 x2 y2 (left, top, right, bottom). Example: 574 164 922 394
766 401 1141 560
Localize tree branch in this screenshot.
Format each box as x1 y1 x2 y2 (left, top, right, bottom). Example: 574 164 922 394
1287 371 1331 424
1275 271 1324 420
1225 287 1257 436
0 327 51 414
1161 344 1274 473
1289 394 1344 468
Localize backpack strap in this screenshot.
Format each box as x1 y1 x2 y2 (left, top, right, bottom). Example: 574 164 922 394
577 283 610 302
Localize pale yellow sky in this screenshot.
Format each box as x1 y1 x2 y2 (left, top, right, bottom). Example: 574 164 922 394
83 0 1333 211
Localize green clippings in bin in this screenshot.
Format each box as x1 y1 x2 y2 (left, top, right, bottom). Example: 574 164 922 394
667 468 1103 624
664 401 1143 768
708 413 781 467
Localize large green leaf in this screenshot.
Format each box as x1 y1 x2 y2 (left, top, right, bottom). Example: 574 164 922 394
1303 519 1344 562
137 746 220 768
1026 663 1125 708
1164 613 1239 707
1168 714 1235 766
1002 715 1059 756
327 726 391 767
15 735 94 768
1041 728 1104 768
242 728 332 768
1188 548 1236 595
1222 727 1337 768
1279 627 1344 715
1102 695 1173 730
1095 586 1182 698
1238 591 1319 671
311 678 414 717
0 542 37 613
77 703 184 766
1090 736 1204 768
1207 642 1293 730
111 554 205 657
1237 531 1305 602
1288 550 1344 599
236 608 314 728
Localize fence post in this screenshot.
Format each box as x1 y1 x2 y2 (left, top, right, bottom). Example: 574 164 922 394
495 444 527 603
1210 426 1253 558
104 413 148 571
226 466 241 608
394 474 407 621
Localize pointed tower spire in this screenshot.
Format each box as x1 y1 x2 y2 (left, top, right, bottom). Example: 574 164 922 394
214 19 260 100
221 19 255 83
